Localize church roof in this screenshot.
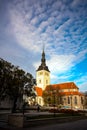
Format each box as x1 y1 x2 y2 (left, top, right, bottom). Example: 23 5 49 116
37 49 50 72
35 86 43 96
35 82 83 97
37 65 50 72
47 82 79 89
59 91 84 96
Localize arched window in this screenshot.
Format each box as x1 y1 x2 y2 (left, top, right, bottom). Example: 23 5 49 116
81 97 83 104
59 96 63 104
68 97 70 104
74 96 77 104
39 98 41 104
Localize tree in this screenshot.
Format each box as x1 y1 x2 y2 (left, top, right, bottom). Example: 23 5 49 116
42 85 60 107
0 58 13 101
0 58 36 112
9 67 26 113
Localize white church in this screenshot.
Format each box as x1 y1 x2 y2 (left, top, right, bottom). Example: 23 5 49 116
35 48 84 110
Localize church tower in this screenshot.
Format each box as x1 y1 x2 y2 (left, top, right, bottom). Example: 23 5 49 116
36 48 50 90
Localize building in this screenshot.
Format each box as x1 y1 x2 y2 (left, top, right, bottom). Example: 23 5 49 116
35 48 84 110
35 48 50 106
46 82 84 110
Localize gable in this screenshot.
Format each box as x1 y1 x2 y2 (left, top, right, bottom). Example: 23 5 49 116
35 86 43 96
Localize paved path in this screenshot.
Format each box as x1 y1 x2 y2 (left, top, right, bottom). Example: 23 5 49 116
28 119 87 130
0 111 87 130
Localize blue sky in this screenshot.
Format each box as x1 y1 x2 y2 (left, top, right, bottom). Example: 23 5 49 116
0 0 87 92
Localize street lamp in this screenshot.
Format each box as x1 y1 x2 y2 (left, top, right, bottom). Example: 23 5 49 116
53 90 56 117
22 83 29 115
70 83 73 116
71 95 72 109
70 83 73 110
22 87 27 115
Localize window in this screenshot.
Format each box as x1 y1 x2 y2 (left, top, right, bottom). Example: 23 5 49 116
81 97 83 104
59 90 64 92
63 98 66 104
59 97 63 104
68 89 70 92
39 72 43 75
45 72 49 76
74 96 77 104
39 98 41 104
46 80 48 84
68 97 70 104
39 79 41 83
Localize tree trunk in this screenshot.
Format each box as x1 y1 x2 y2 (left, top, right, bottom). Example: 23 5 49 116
12 97 18 113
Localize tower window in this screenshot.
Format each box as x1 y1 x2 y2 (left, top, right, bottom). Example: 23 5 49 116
46 80 48 84
40 72 43 75
45 72 49 76
39 80 41 83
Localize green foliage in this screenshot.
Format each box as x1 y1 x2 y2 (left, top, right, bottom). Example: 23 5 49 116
0 58 36 112
42 85 60 106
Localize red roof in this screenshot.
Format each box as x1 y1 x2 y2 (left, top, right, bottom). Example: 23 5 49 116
46 82 78 90
35 87 43 96
35 82 83 97
59 91 83 96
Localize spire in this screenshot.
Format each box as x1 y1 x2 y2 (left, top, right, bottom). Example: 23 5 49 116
37 44 50 72
43 43 45 52
41 43 46 67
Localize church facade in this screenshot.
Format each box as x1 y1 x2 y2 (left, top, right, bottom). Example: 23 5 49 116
35 49 84 110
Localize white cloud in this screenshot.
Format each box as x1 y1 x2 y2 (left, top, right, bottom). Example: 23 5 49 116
50 72 73 84
73 73 87 91
34 53 75 82
8 0 87 56
79 82 87 92
75 74 87 84
9 8 42 53
5 0 87 91
47 54 75 74
71 0 81 7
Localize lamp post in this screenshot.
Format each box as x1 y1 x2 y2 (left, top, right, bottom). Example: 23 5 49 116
70 83 73 115
22 88 26 115
22 83 28 115
71 95 72 109
53 90 56 117
70 83 73 109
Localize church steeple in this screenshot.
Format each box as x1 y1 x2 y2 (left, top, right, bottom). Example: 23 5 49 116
37 46 50 72
41 48 46 67
36 45 50 105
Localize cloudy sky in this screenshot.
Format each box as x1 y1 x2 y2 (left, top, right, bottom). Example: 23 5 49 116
0 0 87 92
